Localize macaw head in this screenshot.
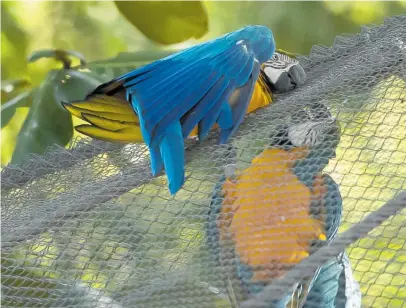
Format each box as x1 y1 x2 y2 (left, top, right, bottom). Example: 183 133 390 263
270 102 341 159
261 49 307 93
288 108 340 150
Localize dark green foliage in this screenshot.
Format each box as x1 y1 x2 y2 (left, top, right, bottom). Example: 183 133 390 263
8 48 172 165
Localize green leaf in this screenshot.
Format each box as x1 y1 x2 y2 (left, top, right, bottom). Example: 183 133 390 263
114 1 208 45
10 69 106 165
27 49 86 68
11 71 72 165
1 91 32 128
55 69 109 104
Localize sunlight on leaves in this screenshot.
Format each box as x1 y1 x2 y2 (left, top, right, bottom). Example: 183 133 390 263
114 1 208 45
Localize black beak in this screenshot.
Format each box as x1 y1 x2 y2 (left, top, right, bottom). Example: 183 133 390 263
288 64 306 87
270 64 307 94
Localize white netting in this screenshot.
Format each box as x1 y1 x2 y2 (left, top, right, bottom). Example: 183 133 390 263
2 15 406 308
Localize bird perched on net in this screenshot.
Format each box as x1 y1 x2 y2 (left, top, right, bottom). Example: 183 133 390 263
62 25 306 195
206 102 360 307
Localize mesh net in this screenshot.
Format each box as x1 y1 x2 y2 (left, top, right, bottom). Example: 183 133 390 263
2 15 406 308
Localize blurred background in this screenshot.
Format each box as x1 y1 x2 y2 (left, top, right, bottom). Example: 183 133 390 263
2 3 406 308
1 1 405 166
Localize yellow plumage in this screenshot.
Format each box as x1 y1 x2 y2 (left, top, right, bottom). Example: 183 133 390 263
62 95 143 142
218 148 326 281
64 74 273 143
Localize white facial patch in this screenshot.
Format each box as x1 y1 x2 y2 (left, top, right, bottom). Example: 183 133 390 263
263 52 298 84
288 121 329 147
264 66 285 84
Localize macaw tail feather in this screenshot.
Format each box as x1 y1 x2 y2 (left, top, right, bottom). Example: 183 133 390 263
62 94 143 143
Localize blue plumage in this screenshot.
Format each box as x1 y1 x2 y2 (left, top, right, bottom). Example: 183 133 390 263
303 252 361 308
159 122 185 194
220 60 260 144
89 25 275 194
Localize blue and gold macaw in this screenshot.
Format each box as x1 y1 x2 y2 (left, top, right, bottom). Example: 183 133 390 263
62 25 306 195
207 102 360 307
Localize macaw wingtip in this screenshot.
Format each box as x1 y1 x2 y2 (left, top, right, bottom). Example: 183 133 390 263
61 101 69 109
167 175 185 195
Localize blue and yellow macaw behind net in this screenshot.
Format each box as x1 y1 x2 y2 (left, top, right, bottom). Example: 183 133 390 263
207 103 361 307
62 25 306 195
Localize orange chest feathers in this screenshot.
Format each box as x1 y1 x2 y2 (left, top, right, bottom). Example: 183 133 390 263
218 148 326 281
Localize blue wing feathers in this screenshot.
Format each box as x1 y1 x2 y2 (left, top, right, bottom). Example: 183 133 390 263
197 84 235 141
149 145 164 176
159 121 185 194
135 59 207 98
180 76 230 138
150 71 221 145
303 258 343 308
87 25 275 194
237 55 256 87
228 51 251 79
142 67 212 128
216 103 234 130
219 61 260 144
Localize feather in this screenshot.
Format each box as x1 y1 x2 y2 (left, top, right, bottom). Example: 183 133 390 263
75 125 142 143
339 253 361 308
61 97 138 123
149 145 164 176
81 113 135 131
62 95 143 143
302 257 343 308
88 25 275 194
303 252 360 308
69 95 135 114
158 121 185 194
64 25 275 194
208 148 331 307
207 175 248 306
219 60 260 144
180 76 230 138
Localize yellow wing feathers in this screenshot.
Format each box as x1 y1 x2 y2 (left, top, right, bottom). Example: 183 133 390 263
64 78 273 143
62 95 143 143
74 125 143 143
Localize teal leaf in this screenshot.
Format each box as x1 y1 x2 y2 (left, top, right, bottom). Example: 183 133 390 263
114 1 208 45
11 71 73 165
55 69 110 105
10 69 107 165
